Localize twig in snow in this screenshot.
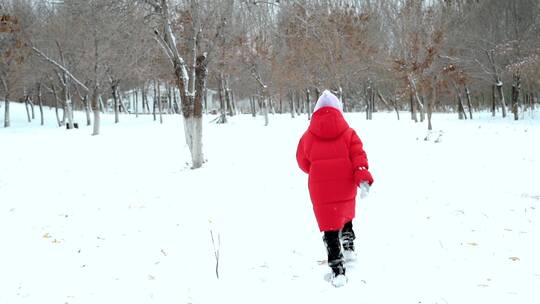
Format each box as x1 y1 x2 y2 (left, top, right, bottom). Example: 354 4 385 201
210 229 221 279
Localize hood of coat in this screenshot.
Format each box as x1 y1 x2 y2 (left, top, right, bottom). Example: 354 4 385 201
308 107 349 139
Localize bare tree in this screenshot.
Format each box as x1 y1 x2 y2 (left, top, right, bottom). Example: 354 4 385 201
143 0 209 168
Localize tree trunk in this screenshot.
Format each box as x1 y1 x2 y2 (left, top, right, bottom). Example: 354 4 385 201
175 56 202 167
153 0 207 168
91 88 100 136
158 82 163 124
491 85 496 116
370 88 375 119
250 96 256 117
408 75 424 122
25 95 32 123
298 93 302 115
453 82 466 120
231 89 237 115
187 54 207 169
37 83 44 126
485 50 507 117
62 78 74 129
118 88 128 114
270 98 276 115
377 91 399 120
465 85 473 119
410 92 418 122
306 88 311 120
366 84 372 120
217 74 227 123
99 96 105 113
428 77 436 131
28 96 35 120
496 81 507 118
174 87 180 114
167 85 172 114
203 84 208 115
225 78 233 117
338 87 345 112
299 93 305 114
371 87 376 119
142 86 149 113
419 95 426 122
140 87 145 114
152 80 157 121
83 94 91 126
3 95 9 128
314 87 321 112
290 91 296 118
511 73 520 121
51 85 62 127
135 90 139 118
112 82 119 124
263 97 269 126
394 98 400 120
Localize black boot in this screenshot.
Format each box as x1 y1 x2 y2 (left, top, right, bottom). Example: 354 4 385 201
341 221 356 252
323 231 345 277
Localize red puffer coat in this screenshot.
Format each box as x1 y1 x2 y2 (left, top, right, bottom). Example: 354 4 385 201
296 107 373 231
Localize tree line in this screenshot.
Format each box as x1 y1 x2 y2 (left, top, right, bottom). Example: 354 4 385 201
1 0 539 167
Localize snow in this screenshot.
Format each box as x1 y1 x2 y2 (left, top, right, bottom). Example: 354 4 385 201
1 103 540 304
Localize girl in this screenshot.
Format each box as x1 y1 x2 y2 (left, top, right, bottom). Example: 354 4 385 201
296 90 373 285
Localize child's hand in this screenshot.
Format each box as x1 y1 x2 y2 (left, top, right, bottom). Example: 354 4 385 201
355 167 374 186
359 182 370 199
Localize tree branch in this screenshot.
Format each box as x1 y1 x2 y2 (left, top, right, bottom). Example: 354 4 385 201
30 45 89 92
143 0 161 12
251 67 266 90
152 34 175 65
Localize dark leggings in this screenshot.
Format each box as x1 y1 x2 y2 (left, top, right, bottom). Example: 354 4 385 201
323 221 354 265
342 221 353 235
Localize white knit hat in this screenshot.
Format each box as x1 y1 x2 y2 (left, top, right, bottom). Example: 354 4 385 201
313 90 343 113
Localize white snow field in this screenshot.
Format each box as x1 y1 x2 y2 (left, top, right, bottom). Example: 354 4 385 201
1 103 540 304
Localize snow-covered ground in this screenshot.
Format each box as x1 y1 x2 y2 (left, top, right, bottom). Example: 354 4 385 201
1 104 540 304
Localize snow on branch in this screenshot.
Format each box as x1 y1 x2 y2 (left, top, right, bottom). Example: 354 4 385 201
250 67 267 90
152 31 175 63
30 45 89 92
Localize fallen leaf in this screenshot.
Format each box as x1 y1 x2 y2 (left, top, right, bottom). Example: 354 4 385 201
477 284 489 288
509 257 520 262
